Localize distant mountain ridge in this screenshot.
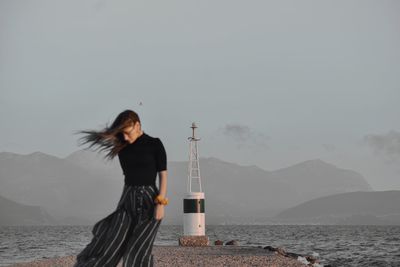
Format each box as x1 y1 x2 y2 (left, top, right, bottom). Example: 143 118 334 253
270 158 372 203
0 194 55 225
0 150 373 225
275 190 400 225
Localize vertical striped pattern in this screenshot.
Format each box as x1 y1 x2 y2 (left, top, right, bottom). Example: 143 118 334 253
74 184 162 267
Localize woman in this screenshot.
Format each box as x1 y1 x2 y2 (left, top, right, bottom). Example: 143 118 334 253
73 109 168 267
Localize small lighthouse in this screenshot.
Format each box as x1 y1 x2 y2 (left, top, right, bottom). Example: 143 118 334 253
178 122 209 246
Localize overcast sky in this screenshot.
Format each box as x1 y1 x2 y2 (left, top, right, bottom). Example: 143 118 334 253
1 0 399 190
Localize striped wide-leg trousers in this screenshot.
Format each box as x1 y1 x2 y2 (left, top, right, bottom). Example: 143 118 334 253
73 184 162 267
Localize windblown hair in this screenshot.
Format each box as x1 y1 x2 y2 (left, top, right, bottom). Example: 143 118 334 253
74 109 141 161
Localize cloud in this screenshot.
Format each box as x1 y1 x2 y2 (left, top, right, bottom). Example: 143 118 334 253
223 124 251 142
92 0 107 11
364 130 400 162
322 143 335 152
220 123 269 150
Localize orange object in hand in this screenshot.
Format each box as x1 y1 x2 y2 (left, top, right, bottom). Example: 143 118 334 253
154 195 169 205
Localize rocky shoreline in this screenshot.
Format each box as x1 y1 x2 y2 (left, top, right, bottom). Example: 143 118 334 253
7 244 325 267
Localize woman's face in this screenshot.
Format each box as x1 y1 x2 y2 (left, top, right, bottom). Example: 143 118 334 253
121 121 142 144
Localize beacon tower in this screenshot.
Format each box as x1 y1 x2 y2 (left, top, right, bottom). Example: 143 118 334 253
179 122 209 246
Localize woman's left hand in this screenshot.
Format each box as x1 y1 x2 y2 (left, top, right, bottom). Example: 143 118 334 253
154 204 165 220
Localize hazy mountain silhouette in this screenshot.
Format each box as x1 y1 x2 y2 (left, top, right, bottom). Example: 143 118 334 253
275 190 400 225
0 150 373 225
0 194 55 225
0 151 123 225
269 159 373 203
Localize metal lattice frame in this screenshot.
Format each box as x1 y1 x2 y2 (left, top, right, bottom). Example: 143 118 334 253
187 122 202 193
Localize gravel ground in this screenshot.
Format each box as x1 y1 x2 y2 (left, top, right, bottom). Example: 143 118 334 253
7 245 307 267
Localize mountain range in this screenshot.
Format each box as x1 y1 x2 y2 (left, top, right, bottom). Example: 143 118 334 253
274 190 400 225
0 150 374 225
0 194 54 225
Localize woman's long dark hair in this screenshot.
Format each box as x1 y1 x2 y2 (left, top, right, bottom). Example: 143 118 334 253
73 109 141 161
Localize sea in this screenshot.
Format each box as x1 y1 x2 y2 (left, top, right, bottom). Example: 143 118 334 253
0 225 399 267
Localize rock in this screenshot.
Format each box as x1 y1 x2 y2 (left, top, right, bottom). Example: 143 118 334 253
225 240 239 246
178 236 210 246
305 255 319 264
214 240 224 245
263 246 277 252
276 247 287 256
286 252 302 258
262 244 322 266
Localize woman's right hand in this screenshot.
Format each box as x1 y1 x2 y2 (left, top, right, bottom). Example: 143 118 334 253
154 204 165 220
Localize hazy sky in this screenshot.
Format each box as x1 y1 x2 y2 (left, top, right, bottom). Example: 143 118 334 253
1 0 399 190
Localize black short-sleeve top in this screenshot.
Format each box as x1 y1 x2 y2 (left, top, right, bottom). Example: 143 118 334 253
118 132 167 186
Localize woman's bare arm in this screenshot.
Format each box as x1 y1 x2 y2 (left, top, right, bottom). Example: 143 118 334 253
158 170 167 198
154 170 167 220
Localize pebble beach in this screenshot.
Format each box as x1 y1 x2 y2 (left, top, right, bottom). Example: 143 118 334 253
7 245 308 267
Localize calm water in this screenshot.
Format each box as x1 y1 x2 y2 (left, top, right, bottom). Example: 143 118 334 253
0 225 399 267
